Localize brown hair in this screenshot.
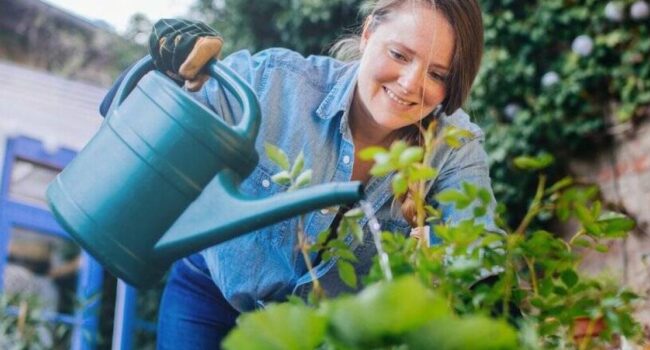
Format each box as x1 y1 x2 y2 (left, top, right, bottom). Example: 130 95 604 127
330 0 484 227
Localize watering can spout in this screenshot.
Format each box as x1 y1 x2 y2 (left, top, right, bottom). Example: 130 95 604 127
154 170 364 258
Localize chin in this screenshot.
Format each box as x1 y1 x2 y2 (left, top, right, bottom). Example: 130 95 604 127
373 114 415 132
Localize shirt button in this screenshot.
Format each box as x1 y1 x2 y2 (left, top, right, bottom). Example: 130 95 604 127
320 208 329 215
342 155 351 164
262 179 271 188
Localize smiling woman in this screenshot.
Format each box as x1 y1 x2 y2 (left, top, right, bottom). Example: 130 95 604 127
351 4 455 142
98 0 496 348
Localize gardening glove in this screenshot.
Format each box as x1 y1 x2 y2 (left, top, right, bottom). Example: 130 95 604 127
149 18 223 91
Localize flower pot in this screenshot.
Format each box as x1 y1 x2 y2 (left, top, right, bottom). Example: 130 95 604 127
573 316 605 341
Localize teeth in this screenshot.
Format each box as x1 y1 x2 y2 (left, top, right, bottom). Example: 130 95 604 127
385 88 411 106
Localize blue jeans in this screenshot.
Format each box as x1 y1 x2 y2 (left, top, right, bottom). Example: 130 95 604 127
157 253 240 349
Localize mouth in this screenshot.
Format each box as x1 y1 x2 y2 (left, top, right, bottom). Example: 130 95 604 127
383 87 416 107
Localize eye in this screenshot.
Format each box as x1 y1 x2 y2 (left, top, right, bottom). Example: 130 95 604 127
388 49 408 62
428 71 447 82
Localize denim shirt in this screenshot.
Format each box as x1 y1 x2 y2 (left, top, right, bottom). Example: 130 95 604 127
193 48 499 312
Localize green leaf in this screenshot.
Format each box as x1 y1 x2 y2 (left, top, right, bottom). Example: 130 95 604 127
327 239 349 251
442 126 474 149
337 260 357 288
572 238 592 249
271 171 292 186
348 221 364 243
389 140 409 155
391 173 408 196
327 276 449 347
315 229 331 246
398 147 424 167
290 169 312 190
405 315 519 350
462 182 478 199
359 146 386 161
594 243 609 253
478 188 492 205
335 247 358 262
560 269 579 288
596 212 635 237
473 206 487 218
513 153 554 171
575 203 601 235
369 161 395 177
544 177 573 195
425 205 441 219
436 189 467 204
409 164 438 181
264 143 290 171
222 303 327 350
343 208 364 219
591 200 602 218
290 151 304 179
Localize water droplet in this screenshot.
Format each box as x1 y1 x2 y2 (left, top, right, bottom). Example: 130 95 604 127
360 200 393 281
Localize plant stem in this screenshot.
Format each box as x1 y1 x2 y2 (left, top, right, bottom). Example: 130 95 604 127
568 229 586 251
414 120 438 249
514 175 547 236
502 238 515 319
524 257 538 296
297 215 322 299
17 300 27 339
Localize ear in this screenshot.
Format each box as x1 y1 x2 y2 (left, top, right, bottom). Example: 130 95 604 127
359 16 373 52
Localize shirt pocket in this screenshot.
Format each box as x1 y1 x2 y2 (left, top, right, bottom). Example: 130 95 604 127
238 162 292 247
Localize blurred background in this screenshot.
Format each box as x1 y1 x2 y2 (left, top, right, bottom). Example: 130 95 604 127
0 0 649 348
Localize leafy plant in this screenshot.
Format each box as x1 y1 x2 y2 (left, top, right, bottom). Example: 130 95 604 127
472 0 650 225
223 131 643 349
0 293 72 350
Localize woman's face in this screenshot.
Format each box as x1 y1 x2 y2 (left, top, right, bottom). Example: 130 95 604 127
354 4 455 134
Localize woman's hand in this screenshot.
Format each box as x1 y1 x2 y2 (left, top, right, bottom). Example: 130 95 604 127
149 18 223 91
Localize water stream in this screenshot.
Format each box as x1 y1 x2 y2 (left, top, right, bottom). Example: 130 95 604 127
360 200 393 281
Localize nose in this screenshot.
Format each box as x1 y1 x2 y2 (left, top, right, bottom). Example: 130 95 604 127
397 64 423 95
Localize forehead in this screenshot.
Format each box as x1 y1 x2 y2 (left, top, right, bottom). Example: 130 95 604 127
373 4 455 67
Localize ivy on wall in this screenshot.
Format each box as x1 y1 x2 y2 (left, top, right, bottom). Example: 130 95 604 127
469 0 650 223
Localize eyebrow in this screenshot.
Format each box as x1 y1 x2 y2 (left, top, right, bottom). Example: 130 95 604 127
388 40 450 72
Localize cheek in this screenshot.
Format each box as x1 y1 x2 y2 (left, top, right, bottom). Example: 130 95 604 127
423 84 447 107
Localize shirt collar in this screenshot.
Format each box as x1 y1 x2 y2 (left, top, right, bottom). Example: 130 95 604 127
315 61 360 120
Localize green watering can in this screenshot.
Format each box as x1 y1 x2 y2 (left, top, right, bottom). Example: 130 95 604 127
46 56 363 288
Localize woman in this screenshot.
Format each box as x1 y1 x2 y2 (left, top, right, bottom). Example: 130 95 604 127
104 0 498 348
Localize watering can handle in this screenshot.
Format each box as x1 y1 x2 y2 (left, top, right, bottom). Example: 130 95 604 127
106 55 261 143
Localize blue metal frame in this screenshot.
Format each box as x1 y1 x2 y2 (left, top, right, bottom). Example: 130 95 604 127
0 136 103 350
112 282 158 349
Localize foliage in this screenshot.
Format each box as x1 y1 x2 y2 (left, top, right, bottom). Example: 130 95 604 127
224 130 644 349
189 0 361 56
471 0 650 224
0 293 72 350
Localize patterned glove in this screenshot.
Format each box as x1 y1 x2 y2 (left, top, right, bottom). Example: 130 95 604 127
149 18 223 86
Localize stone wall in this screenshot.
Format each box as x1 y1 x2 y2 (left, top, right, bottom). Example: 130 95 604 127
569 114 650 326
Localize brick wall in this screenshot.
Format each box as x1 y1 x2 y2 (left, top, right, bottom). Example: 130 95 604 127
569 115 650 326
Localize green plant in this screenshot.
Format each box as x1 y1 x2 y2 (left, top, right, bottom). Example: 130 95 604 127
222 126 642 349
471 0 650 225
0 293 72 350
